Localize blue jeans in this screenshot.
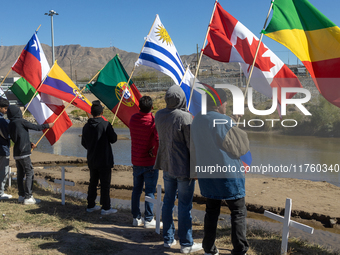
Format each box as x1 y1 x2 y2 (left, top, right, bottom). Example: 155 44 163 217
162 171 195 247
131 166 159 222
0 156 9 196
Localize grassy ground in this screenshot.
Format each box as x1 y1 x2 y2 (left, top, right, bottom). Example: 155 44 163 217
0 181 338 255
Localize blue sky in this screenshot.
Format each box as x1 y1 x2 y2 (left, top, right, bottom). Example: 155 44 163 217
1 0 339 64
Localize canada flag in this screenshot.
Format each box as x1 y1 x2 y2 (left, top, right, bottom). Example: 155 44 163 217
203 3 302 106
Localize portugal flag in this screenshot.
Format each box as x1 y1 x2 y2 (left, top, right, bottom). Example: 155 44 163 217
87 55 142 127
264 0 340 108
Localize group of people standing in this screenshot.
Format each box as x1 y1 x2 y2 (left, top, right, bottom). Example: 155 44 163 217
111 85 249 255
0 83 249 255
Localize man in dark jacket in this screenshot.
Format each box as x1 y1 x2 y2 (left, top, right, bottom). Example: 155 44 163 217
7 105 54 205
82 100 117 215
0 98 11 199
129 96 159 228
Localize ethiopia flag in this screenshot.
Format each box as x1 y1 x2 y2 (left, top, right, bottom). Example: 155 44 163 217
10 78 72 145
87 55 142 127
264 0 340 108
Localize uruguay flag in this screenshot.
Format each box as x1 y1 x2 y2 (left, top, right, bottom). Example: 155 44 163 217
12 32 50 89
135 15 202 116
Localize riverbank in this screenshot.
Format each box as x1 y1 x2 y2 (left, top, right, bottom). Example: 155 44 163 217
8 150 340 231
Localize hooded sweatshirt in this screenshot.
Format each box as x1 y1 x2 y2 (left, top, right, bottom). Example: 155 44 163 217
81 117 117 169
7 105 49 158
154 85 193 178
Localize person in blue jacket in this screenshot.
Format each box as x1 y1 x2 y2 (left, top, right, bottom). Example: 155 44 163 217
191 88 249 255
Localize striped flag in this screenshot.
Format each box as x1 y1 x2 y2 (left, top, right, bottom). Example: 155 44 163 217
264 0 340 108
135 15 203 116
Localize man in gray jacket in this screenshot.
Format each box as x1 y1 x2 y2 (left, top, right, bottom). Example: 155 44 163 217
154 85 202 254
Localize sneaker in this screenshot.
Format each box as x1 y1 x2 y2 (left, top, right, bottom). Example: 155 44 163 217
132 217 144 227
86 205 101 213
101 208 117 215
18 196 25 203
23 197 41 205
144 218 163 229
0 193 12 199
180 243 203 254
164 239 177 248
204 250 219 255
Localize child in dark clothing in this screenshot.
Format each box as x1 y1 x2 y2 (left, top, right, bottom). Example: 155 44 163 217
82 100 118 215
7 105 54 205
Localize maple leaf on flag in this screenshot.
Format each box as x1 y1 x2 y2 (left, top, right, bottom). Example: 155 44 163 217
234 36 275 73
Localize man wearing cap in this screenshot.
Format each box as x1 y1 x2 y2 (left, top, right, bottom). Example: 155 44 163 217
82 100 118 215
191 88 249 255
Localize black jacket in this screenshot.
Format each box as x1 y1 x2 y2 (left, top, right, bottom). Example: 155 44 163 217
81 117 117 169
7 105 49 157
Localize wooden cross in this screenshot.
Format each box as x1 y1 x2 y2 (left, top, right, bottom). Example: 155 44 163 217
264 198 314 255
54 167 75 205
145 184 163 234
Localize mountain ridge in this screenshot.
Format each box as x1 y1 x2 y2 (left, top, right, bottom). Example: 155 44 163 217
0 44 240 81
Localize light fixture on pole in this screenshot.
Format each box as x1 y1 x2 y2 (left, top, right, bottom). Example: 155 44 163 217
45 10 59 64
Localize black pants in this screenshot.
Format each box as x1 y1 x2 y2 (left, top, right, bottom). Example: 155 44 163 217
16 157 34 199
203 197 249 255
87 167 112 210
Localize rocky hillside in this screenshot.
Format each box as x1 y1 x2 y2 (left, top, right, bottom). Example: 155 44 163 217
0 44 239 81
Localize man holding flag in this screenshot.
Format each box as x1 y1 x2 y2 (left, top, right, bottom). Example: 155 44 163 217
7 105 54 205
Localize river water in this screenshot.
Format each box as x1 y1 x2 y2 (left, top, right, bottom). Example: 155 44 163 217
29 127 340 187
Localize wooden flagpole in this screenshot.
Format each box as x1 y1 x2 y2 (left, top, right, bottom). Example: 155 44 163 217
0 69 12 88
111 15 158 126
32 68 103 150
187 0 218 110
179 65 191 87
236 0 275 125
1 25 42 90
22 61 57 115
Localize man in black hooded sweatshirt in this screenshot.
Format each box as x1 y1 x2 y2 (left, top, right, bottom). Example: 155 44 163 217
82 100 118 215
7 105 54 205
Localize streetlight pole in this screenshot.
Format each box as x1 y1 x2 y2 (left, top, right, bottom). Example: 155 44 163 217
45 10 59 64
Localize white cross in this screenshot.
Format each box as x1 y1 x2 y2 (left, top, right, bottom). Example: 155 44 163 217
263 198 314 255
145 184 163 234
54 167 75 205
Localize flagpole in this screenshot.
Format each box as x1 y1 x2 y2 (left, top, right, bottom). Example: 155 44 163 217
0 69 12 88
111 15 158 126
188 0 218 110
236 0 274 125
32 67 103 150
22 61 57 115
179 65 191 87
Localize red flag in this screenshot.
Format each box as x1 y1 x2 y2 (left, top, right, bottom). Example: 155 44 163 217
203 3 302 107
11 33 72 144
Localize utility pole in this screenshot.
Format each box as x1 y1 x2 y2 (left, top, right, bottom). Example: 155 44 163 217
45 10 59 64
